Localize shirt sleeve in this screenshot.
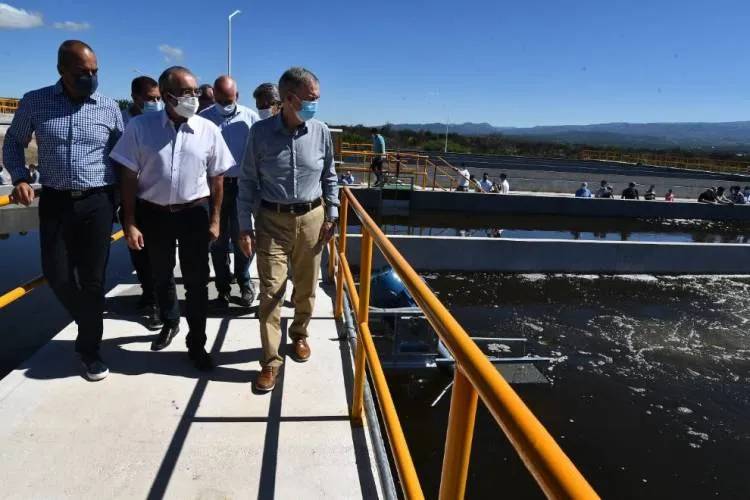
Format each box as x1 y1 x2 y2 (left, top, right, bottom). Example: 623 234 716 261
321 126 340 219
109 119 141 172
2 94 34 183
207 127 234 177
237 127 261 232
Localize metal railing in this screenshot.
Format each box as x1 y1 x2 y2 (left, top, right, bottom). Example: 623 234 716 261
581 149 750 174
0 194 124 309
329 187 599 499
0 97 19 114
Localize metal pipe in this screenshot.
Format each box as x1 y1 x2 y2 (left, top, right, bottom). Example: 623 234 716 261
227 9 241 75
439 369 478 500
341 187 599 500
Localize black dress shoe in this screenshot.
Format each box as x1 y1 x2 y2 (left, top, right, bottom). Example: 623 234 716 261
238 286 255 307
188 347 214 371
151 324 179 351
145 305 164 331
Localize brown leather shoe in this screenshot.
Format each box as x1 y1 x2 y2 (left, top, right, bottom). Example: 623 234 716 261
255 366 278 392
291 338 311 362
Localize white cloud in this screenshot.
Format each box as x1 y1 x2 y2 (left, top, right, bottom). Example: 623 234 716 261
0 3 43 29
158 44 184 63
53 21 90 31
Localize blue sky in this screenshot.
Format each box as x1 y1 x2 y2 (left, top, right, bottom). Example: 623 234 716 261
0 0 748 127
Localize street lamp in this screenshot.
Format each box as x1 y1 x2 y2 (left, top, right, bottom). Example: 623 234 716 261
227 9 241 76
444 116 449 153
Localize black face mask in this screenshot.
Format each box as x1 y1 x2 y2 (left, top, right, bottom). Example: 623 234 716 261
73 74 98 97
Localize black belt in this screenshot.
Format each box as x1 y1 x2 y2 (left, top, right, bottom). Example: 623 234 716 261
261 198 322 215
43 185 113 200
138 197 209 213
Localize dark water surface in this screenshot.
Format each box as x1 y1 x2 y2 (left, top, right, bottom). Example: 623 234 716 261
387 273 750 499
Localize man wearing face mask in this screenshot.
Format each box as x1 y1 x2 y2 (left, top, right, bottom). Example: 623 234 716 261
238 67 339 392
2 40 124 381
122 76 163 126
253 82 282 120
111 66 234 371
121 76 163 330
200 75 259 308
198 84 215 113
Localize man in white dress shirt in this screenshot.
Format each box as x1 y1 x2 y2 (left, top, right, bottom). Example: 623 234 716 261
111 66 234 371
200 75 259 308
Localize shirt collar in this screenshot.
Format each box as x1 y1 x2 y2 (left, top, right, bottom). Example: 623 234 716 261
274 112 307 136
54 79 98 104
160 109 196 132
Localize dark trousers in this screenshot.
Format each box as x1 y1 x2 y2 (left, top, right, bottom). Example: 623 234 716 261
118 207 156 305
138 199 210 350
39 187 115 358
210 178 252 294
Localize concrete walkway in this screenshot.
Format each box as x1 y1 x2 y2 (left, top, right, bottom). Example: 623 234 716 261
0 266 383 499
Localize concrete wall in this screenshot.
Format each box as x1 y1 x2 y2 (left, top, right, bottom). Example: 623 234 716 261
349 188 750 222
0 204 38 234
344 234 750 274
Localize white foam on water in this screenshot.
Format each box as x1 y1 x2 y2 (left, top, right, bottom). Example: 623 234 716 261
677 406 694 415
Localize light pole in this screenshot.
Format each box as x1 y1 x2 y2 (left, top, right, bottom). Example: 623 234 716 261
444 117 449 153
227 9 241 76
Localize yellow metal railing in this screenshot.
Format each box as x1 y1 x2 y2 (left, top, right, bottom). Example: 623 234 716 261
330 187 599 499
581 149 750 174
0 194 124 308
0 97 19 114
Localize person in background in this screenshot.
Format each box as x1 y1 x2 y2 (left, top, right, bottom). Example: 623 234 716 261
743 186 750 202
698 187 717 204
200 75 260 309
469 174 479 191
499 173 510 194
121 76 162 329
665 189 675 202
644 184 657 200
237 67 339 392
28 164 40 184
370 128 387 186
253 82 282 119
455 163 471 191
575 182 592 198
621 182 639 200
122 76 162 126
340 171 355 185
479 172 493 192
716 186 733 204
3 40 123 381
112 65 234 371
198 83 215 112
595 179 613 198
730 185 746 204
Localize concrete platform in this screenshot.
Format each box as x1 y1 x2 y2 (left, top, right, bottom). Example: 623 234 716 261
0 266 383 499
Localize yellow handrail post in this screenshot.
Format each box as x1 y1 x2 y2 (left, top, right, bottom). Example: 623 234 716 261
351 230 373 425
0 195 12 207
334 195 349 319
327 238 336 282
438 368 479 500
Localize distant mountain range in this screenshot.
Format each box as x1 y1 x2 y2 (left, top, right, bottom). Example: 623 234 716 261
387 121 750 151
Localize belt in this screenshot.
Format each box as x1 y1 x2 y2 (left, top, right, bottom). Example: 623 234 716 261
261 198 322 215
138 197 209 213
43 185 112 200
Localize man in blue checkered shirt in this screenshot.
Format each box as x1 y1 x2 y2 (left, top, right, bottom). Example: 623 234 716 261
2 40 123 382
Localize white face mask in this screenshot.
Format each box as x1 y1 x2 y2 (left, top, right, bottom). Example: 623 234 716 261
216 102 236 116
169 94 199 119
258 108 273 120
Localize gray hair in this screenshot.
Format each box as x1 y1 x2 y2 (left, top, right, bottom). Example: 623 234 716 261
278 67 319 99
253 82 280 102
158 66 196 94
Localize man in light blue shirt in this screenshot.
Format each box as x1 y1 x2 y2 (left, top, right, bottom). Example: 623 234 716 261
575 182 593 198
237 67 339 392
200 75 260 308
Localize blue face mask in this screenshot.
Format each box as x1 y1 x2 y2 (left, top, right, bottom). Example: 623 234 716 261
295 98 318 121
142 100 164 113
73 74 98 97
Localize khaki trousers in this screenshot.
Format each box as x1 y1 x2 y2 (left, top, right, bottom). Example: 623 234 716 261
256 204 325 367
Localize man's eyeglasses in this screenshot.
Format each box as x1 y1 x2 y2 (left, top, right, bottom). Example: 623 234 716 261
172 87 203 98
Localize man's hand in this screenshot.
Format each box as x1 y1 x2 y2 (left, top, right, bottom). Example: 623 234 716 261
125 224 145 251
239 230 255 257
11 182 34 206
208 220 220 242
318 220 336 245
